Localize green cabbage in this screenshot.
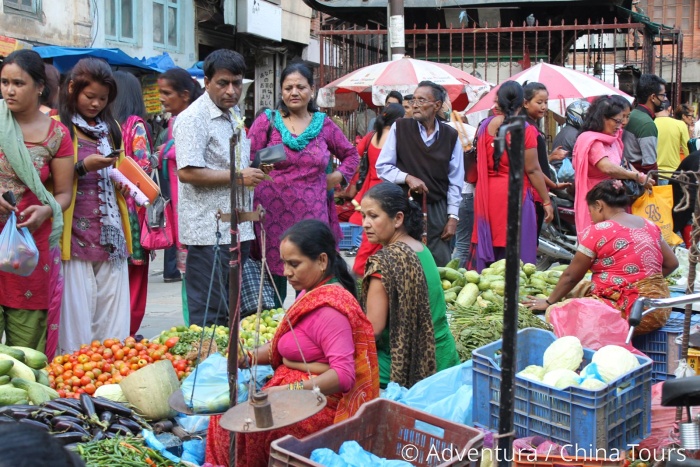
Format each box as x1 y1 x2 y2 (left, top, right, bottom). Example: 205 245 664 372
543 336 584 372
591 345 640 383
580 378 607 390
542 369 580 388
517 365 546 381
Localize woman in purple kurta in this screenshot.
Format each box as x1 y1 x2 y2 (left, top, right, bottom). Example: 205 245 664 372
249 63 359 304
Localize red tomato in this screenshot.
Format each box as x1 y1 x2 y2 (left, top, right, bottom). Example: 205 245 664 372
84 383 96 395
91 340 101 348
165 337 180 349
63 362 73 371
102 363 111 373
73 368 85 379
137 359 148 368
77 355 89 364
85 371 95 380
79 376 92 386
134 343 144 351
115 349 125 361
53 356 64 365
102 349 113 359
177 370 185 379
103 339 116 348
90 354 103 362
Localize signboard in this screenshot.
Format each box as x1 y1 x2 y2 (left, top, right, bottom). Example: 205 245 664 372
0 35 31 58
256 61 275 111
141 75 162 114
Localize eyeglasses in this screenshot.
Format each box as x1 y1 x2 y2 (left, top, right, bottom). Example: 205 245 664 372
607 117 624 126
656 93 667 99
409 98 437 106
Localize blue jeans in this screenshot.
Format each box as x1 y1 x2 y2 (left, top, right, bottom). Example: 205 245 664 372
452 192 474 268
163 246 180 279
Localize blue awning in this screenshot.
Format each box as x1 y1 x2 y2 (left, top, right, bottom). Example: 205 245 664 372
33 46 162 73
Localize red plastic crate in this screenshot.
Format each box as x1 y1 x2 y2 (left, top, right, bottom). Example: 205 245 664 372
512 453 626 467
269 398 485 467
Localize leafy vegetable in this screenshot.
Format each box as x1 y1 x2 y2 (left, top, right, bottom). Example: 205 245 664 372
543 336 583 372
591 345 640 382
517 365 546 381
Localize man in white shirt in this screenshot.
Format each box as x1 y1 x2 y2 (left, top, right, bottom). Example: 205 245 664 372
175 49 265 326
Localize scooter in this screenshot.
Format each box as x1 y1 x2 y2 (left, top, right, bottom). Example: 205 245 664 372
628 294 700 466
536 192 578 270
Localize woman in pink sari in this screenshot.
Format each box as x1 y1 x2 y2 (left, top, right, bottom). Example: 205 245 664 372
572 95 650 235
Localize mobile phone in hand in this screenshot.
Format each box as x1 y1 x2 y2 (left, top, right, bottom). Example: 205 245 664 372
2 191 16 207
105 149 124 158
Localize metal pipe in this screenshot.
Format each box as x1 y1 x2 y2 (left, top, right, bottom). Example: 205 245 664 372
496 115 526 467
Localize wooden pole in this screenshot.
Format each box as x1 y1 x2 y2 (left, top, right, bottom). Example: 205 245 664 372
228 132 242 463
496 115 526 467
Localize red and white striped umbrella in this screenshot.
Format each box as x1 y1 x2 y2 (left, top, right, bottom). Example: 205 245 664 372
465 62 633 120
317 57 490 111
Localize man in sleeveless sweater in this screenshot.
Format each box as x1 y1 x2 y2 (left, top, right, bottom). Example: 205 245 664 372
376 81 464 266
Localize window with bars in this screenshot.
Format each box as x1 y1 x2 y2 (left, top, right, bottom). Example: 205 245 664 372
153 0 179 49
3 0 41 18
104 0 136 43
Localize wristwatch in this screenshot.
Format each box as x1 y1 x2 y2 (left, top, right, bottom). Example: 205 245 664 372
448 214 460 221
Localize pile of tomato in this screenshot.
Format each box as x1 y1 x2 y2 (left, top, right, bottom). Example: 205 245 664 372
48 336 194 399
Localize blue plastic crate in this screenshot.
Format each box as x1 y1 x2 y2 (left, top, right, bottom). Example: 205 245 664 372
632 312 700 382
339 222 362 250
472 328 652 451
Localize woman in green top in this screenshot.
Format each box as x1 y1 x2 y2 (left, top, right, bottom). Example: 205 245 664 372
360 182 459 388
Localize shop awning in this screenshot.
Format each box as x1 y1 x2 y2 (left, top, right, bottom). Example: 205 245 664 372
33 46 162 73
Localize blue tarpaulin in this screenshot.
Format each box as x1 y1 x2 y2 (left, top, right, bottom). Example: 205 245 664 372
33 46 162 73
138 52 177 71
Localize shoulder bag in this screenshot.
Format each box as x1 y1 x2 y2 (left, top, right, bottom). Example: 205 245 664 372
620 157 645 203
252 110 287 169
140 167 174 250
355 131 375 191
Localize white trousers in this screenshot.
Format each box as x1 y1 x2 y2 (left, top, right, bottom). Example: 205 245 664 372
58 259 130 354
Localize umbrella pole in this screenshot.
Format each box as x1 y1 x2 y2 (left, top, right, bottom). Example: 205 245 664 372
494 116 526 467
389 0 405 60
228 134 242 464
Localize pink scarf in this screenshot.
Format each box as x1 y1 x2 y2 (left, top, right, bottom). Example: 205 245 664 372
572 129 624 235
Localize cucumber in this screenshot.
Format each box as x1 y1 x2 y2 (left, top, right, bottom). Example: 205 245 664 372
444 286 462 295
464 270 480 284
441 267 462 282
0 355 35 382
445 258 460 270
0 376 10 385
0 386 28 406
11 378 58 405
10 347 47 370
32 369 50 387
0 360 13 377
455 283 479 307
0 344 25 364
444 292 457 303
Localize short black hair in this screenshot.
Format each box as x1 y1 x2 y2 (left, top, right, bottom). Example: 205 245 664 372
203 49 246 80
416 81 446 103
113 70 147 122
385 91 403 104
586 179 630 208
636 74 666 104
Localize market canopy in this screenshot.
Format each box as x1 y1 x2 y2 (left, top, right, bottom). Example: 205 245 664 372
317 57 490 111
33 46 162 73
465 62 633 123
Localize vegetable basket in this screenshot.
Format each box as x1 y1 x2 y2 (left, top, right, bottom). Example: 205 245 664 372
472 328 652 452
269 398 484 467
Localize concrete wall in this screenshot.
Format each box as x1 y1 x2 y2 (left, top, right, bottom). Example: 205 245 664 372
0 0 92 46
281 0 312 44
91 0 197 68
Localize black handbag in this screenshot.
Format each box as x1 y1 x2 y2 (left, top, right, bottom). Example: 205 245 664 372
355 132 374 191
620 157 644 202
252 110 287 169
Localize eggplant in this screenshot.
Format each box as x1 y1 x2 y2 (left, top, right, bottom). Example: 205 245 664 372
91 397 132 417
107 423 134 436
0 414 16 423
103 431 116 439
53 420 89 435
40 402 83 419
79 394 96 419
99 411 114 424
0 405 35 415
91 428 106 442
46 398 83 412
18 418 50 431
51 432 89 446
50 415 86 429
8 410 32 420
115 417 141 433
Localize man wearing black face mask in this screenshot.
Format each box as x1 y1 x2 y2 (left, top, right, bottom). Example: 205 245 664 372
622 73 667 173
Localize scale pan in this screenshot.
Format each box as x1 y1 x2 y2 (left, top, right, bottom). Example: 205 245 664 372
168 389 227 416
220 390 327 433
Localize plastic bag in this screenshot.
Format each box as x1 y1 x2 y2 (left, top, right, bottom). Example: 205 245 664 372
179 353 229 413
175 414 210 434
631 186 684 247
181 439 205 465
382 361 474 425
0 211 39 276
547 298 646 357
557 158 575 182
310 448 351 467
339 441 413 467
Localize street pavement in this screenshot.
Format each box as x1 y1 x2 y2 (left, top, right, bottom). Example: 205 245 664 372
139 252 356 337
